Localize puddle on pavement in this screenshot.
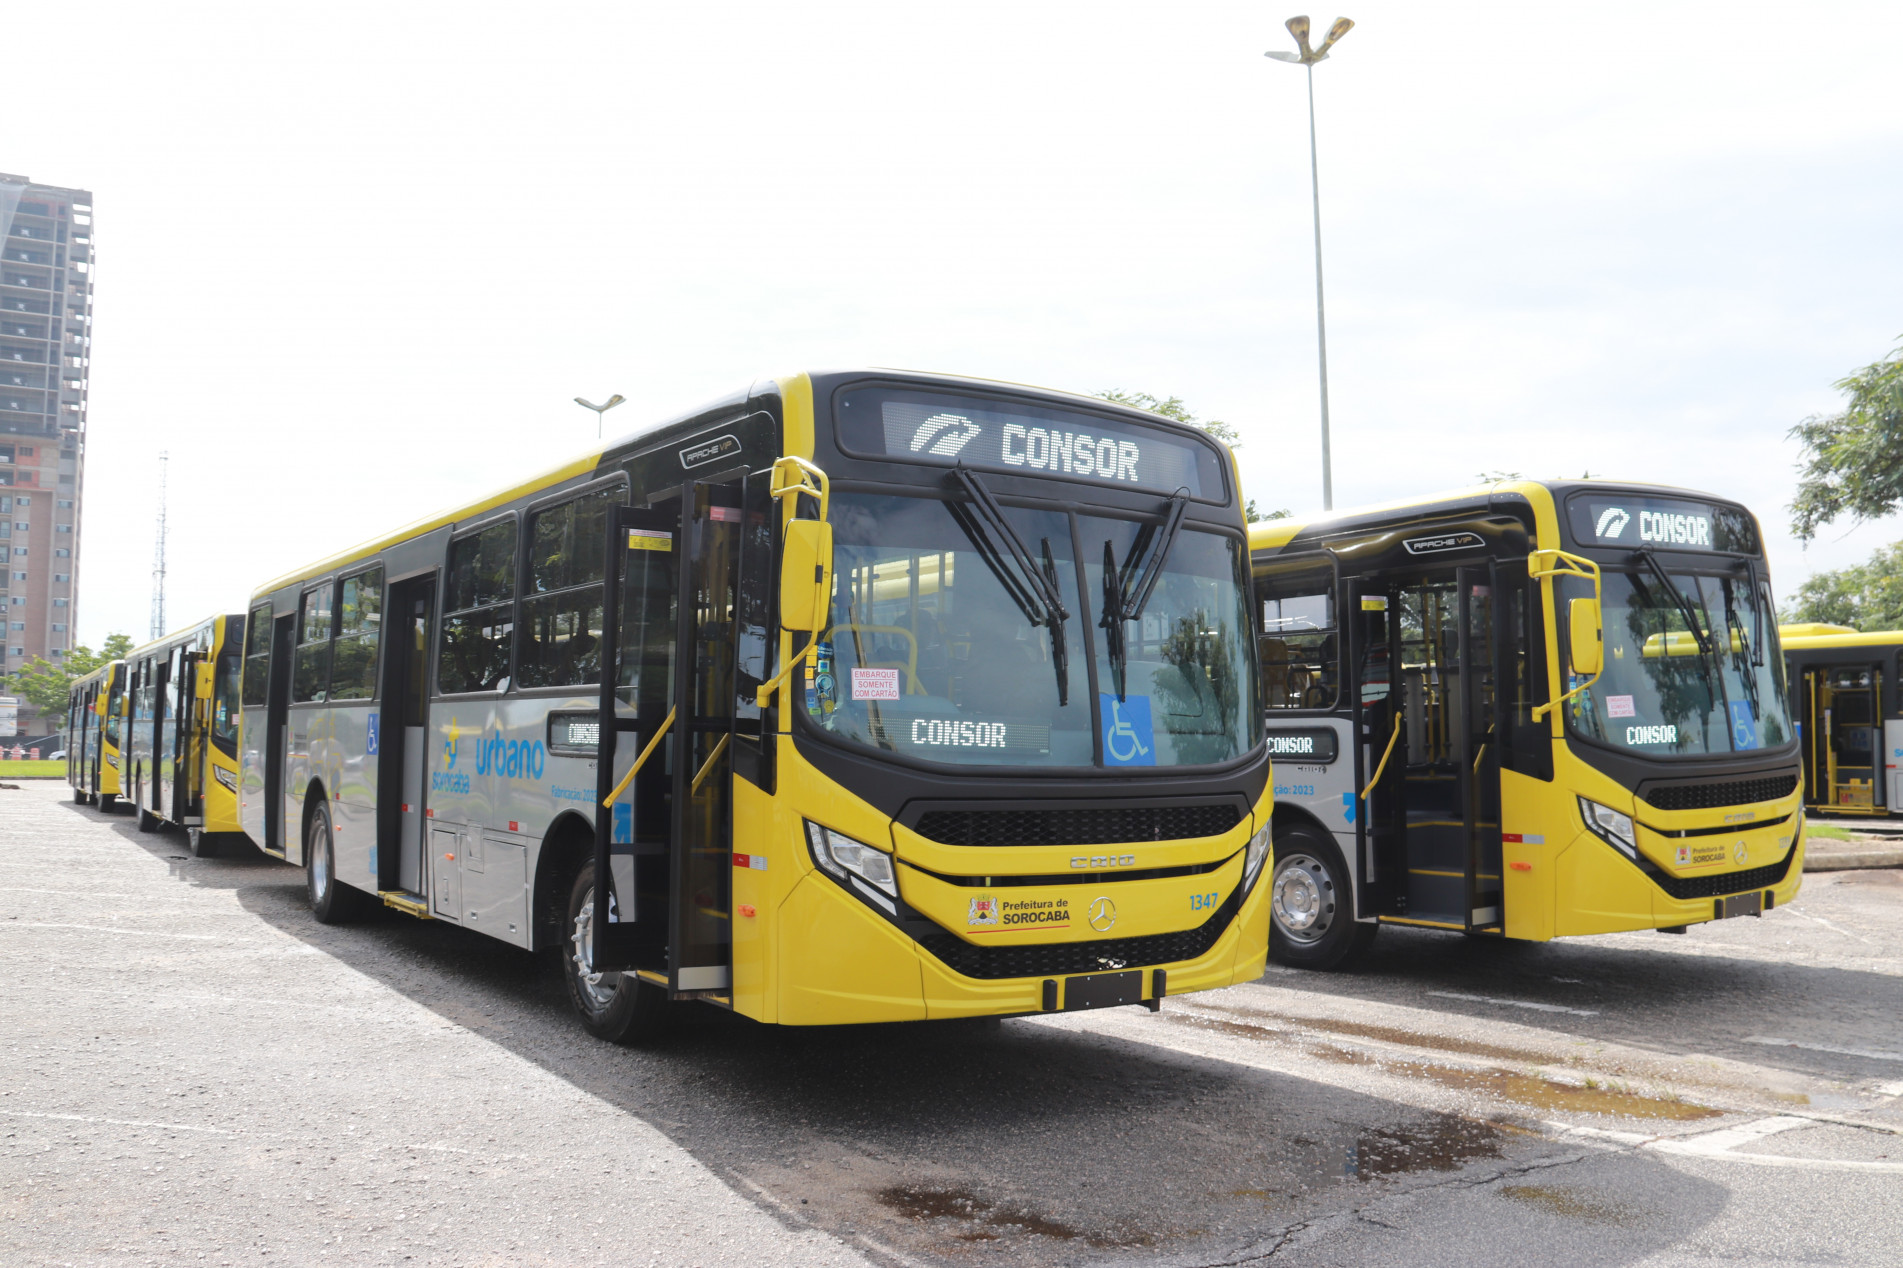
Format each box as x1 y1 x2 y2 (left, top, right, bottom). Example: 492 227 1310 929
1500 1183 1643 1224
1347 1116 1503 1180
1186 1002 1559 1065
1402 1063 1720 1120
1169 1008 1716 1121
875 1185 1146 1249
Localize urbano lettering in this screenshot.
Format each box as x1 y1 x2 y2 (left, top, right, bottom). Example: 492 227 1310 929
1000 424 1141 482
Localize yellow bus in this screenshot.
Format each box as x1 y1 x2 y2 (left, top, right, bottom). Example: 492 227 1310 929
238 370 1272 1040
1250 480 1802 967
66 659 125 808
123 614 248 856
1779 623 1903 815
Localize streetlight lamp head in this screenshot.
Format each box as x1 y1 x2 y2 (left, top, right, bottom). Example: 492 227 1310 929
603 394 626 410
1316 17 1354 56
1285 15 1312 43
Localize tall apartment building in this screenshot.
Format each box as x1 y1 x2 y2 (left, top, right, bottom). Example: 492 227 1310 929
0 174 93 741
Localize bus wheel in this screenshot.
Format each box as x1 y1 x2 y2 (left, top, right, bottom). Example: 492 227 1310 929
563 865 670 1044
72 785 88 805
1268 826 1375 971
306 803 367 924
187 827 219 859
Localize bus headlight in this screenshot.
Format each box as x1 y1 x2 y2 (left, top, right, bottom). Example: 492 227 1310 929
1577 797 1637 859
805 821 899 911
1242 821 1272 893
213 765 237 792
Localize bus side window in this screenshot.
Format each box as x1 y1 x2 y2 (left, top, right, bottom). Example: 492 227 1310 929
1496 562 1553 781
242 602 272 710
1260 590 1337 710
518 489 618 689
439 520 517 694
293 584 335 703
331 568 384 701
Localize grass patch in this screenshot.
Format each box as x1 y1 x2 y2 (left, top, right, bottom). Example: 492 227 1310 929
0 759 66 778
1806 823 1857 842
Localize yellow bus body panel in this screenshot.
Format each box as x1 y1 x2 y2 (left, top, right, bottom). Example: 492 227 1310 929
755 733 1271 1025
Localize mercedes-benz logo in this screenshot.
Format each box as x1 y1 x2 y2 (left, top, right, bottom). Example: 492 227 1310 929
1087 896 1117 932
1734 839 1748 866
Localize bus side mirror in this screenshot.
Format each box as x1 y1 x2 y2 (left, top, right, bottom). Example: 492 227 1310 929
1569 597 1603 677
195 661 215 700
780 519 833 633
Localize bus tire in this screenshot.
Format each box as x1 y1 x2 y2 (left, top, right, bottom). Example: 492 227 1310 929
72 785 88 805
562 864 671 1045
1267 825 1376 971
306 803 369 924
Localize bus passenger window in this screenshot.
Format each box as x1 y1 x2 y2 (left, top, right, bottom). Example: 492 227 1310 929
242 602 272 709
519 489 617 689
293 585 334 703
1260 590 1337 711
331 568 383 700
439 520 517 694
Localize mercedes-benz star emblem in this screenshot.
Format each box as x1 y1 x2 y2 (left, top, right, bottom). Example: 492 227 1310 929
1087 896 1117 932
1734 839 1748 866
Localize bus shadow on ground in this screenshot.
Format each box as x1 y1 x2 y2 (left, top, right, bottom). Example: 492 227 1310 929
76 799 1728 1266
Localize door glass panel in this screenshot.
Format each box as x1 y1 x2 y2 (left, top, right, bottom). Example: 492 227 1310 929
677 488 741 986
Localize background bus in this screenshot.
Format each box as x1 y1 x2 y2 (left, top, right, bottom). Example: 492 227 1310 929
123 614 247 855
1251 480 1802 967
239 370 1272 1039
66 659 124 807
1780 623 1903 815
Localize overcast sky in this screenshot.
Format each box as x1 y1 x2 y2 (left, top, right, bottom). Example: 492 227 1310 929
7 0 1902 649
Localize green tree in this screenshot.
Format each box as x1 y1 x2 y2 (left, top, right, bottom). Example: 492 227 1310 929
1789 338 1903 540
1782 543 1903 631
3 633 135 718
1095 391 1289 522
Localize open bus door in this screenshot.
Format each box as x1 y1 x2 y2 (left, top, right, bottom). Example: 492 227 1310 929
1804 664 1883 812
593 479 745 996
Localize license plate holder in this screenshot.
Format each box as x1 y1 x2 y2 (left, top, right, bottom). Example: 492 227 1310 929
1716 891 1763 920
1062 969 1143 1012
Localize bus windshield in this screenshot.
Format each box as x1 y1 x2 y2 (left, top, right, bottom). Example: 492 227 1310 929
806 491 1258 768
1564 564 1792 756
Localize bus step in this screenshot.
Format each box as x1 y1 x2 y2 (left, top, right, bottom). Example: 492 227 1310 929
379 891 432 919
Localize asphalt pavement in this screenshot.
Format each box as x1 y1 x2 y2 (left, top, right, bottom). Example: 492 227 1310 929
3 778 1900 1267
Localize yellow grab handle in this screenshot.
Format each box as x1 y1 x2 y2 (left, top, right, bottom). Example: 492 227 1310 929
601 707 675 808
1527 548 1605 722
1361 715 1403 805
689 733 731 796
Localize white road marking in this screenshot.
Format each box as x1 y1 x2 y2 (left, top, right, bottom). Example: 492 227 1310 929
1546 1115 1903 1174
1427 989 1600 1017
0 921 239 941
1744 1036 1903 1064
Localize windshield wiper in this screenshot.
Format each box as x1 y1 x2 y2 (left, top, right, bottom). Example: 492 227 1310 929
1101 490 1191 702
1633 548 1712 659
950 468 1071 705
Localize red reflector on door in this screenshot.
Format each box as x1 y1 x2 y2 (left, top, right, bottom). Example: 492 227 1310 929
1510 861 1533 872
508 821 519 832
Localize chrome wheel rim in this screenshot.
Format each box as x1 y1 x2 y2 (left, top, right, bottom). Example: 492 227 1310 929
570 888 620 1012
1270 852 1335 945
309 817 330 899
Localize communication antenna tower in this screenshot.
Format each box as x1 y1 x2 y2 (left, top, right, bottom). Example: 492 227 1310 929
150 451 168 639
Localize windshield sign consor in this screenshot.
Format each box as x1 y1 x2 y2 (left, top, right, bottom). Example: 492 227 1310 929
1567 494 1759 555
837 387 1226 500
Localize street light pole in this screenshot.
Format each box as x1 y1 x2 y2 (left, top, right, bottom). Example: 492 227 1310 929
1268 15 1354 512
574 393 626 440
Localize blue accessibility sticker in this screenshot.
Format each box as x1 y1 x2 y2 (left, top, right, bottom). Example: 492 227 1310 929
1727 700 1760 752
1100 694 1157 767
366 712 380 757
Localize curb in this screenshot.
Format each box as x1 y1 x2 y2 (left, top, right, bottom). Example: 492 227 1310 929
1804 850 1903 872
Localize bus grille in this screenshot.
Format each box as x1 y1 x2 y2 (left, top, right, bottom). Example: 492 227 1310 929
1641 774 1799 812
916 889 1240 980
1649 852 1794 901
912 803 1244 848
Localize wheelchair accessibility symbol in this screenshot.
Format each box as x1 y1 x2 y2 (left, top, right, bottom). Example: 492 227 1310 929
1100 693 1157 767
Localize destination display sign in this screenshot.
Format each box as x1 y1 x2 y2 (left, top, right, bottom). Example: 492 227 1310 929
836 387 1226 501
546 711 600 756
1566 494 1758 555
1264 727 1339 764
